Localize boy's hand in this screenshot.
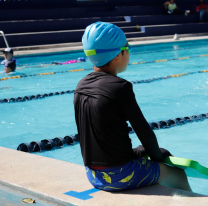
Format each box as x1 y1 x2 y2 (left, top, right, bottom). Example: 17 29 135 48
159 148 173 157
133 145 173 158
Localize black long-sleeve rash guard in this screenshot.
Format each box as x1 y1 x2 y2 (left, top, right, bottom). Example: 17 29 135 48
74 71 168 167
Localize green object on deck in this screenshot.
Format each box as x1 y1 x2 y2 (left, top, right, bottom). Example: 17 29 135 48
163 156 208 180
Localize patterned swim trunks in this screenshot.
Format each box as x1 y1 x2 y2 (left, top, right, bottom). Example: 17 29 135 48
85 157 160 191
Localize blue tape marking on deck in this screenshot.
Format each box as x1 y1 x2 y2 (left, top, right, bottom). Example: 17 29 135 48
64 188 100 200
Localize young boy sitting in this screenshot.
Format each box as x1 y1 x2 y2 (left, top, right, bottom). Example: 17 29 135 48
74 22 192 192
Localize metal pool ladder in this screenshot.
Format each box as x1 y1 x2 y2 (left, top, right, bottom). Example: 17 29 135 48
0 31 9 48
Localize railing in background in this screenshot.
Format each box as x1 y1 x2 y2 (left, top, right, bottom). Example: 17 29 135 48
0 31 9 48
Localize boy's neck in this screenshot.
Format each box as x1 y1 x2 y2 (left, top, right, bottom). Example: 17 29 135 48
93 66 117 76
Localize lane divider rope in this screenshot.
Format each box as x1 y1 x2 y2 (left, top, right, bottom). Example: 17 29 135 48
0 68 93 81
18 60 87 67
17 112 208 153
1 69 208 103
2 53 208 82
0 90 75 103
17 135 79 153
131 69 208 84
129 54 208 65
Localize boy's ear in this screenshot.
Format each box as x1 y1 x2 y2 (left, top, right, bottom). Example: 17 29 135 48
114 54 121 62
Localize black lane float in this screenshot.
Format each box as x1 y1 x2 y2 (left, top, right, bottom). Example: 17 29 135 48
17 113 208 153
2 69 208 104
0 90 75 103
17 135 79 153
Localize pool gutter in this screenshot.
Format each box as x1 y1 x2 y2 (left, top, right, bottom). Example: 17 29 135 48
1 33 208 58
0 179 75 206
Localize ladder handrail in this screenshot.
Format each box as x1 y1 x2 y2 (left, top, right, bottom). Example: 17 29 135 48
0 31 9 48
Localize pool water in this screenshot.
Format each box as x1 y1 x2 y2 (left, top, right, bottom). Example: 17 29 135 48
1 39 208 195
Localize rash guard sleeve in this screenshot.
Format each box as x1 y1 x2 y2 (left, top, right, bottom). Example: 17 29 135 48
121 82 169 162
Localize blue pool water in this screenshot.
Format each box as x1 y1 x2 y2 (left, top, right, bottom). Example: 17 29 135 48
1 39 208 195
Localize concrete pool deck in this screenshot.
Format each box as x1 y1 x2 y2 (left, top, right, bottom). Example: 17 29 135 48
0 147 208 206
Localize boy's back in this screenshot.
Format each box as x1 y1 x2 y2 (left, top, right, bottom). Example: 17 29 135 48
74 71 135 167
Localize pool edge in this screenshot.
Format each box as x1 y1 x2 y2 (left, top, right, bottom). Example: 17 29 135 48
1 33 208 58
0 146 207 206
0 179 75 206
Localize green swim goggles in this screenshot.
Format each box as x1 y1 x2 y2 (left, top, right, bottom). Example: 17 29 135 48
84 43 132 57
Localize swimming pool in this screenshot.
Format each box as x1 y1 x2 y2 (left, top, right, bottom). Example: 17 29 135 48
1 39 208 195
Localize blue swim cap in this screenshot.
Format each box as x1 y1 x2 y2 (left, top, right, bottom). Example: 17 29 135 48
78 57 86 62
82 22 127 67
